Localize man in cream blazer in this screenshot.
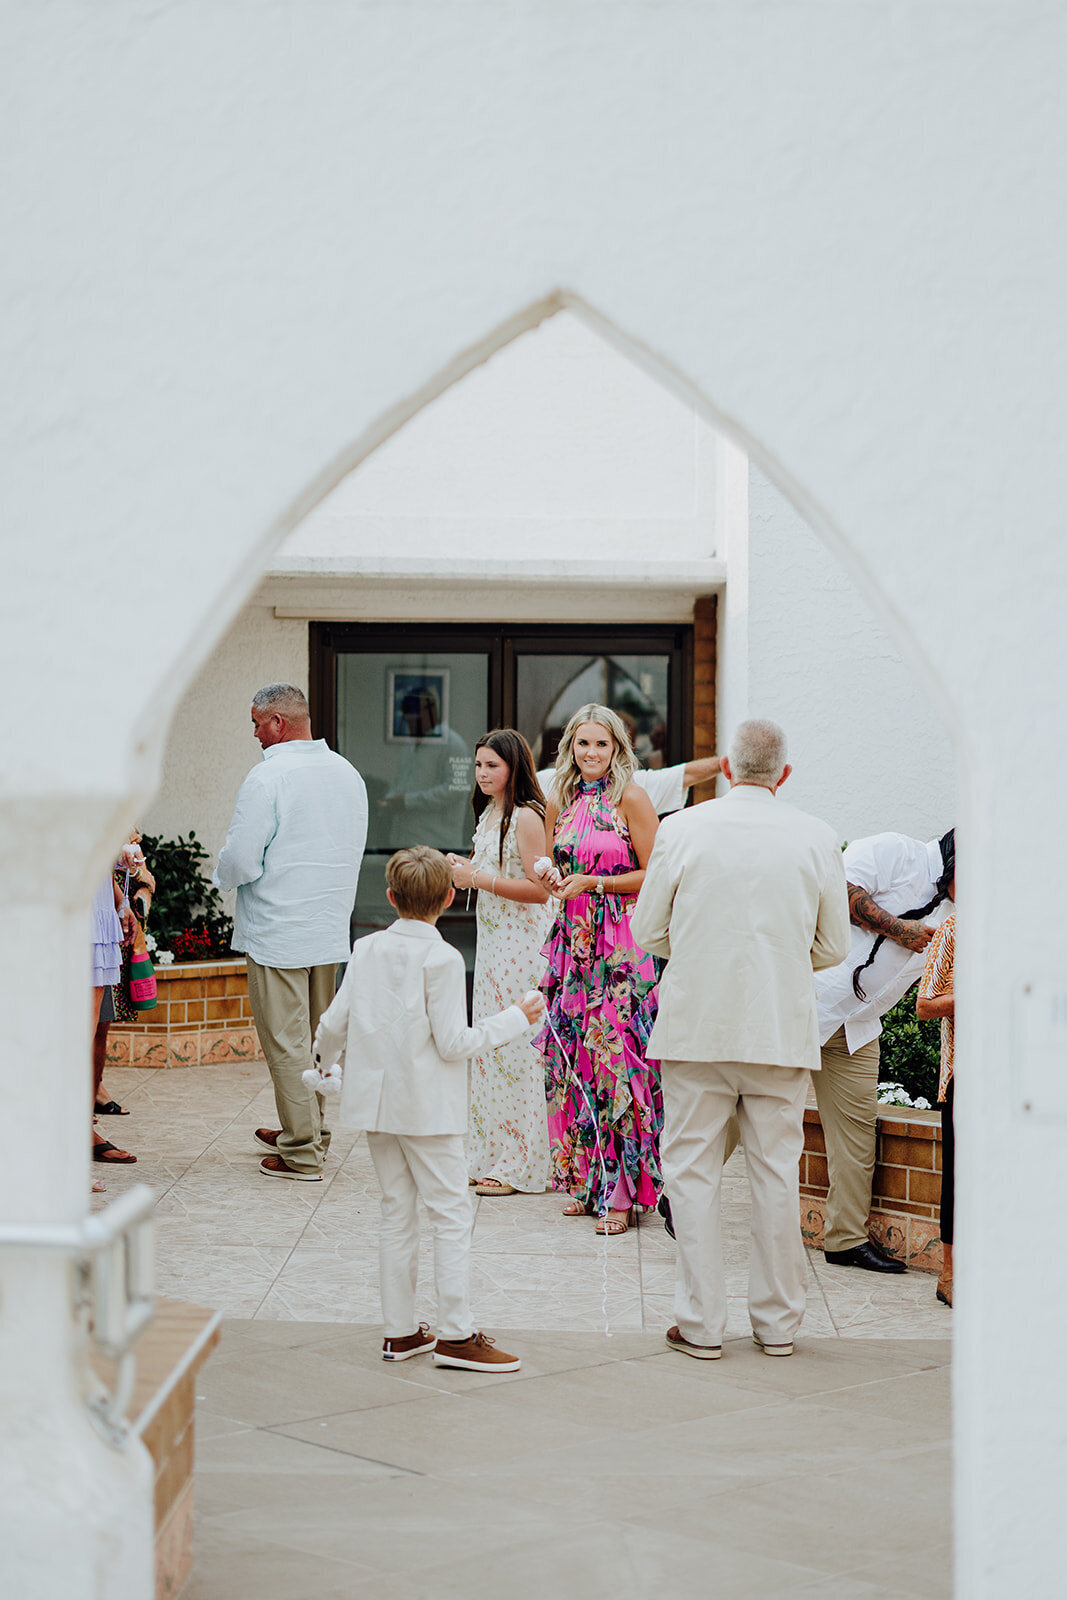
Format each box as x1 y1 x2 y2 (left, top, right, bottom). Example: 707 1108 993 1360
632 719 849 1359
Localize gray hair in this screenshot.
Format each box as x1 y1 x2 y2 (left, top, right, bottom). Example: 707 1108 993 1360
728 718 788 786
251 683 310 723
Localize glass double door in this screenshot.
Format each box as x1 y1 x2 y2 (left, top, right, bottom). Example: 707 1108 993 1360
312 623 691 973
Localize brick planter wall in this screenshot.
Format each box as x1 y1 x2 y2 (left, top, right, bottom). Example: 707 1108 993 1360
105 959 263 1068
799 1104 945 1274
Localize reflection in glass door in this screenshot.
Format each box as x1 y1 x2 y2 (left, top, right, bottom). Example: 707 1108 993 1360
514 651 671 775
311 623 690 979
329 639 496 973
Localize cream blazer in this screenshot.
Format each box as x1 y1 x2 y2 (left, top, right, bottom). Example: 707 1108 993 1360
313 919 530 1136
631 785 850 1071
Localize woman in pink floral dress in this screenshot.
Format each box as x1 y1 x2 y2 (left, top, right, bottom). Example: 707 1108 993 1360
534 704 662 1234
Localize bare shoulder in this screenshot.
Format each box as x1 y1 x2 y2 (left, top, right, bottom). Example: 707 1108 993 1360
619 781 657 818
515 804 545 836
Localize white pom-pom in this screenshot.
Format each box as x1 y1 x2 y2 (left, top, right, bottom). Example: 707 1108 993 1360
303 1063 342 1092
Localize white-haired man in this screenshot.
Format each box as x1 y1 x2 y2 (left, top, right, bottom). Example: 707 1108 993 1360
632 719 849 1359
215 684 368 1180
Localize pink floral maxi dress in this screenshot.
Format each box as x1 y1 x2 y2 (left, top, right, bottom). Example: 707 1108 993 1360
534 778 663 1214
467 807 553 1191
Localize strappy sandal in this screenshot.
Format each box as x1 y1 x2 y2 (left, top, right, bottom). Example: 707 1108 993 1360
474 1178 516 1195
92 1141 137 1164
562 1199 592 1216
94 1099 129 1116
595 1207 634 1235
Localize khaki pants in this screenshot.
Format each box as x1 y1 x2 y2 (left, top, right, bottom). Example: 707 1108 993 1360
813 1025 880 1253
661 1059 809 1348
245 957 338 1174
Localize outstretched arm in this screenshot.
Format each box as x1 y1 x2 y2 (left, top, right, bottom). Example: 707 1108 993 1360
682 755 721 789
847 882 935 953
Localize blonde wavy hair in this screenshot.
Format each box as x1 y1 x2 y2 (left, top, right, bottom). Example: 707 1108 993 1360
552 703 636 810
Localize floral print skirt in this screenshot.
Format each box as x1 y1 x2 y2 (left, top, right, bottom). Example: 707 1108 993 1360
536 893 662 1214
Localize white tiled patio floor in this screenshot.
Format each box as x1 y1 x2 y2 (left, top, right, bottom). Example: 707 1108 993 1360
93 1060 953 1340
93 1062 953 1600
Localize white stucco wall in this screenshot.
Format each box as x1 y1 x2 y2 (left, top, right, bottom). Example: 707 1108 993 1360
739 466 955 842
142 604 307 909
160 321 954 860
7 5 1067 1594
281 311 718 565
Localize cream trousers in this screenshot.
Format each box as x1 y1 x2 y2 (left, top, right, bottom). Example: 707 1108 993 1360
366 1131 474 1343
660 1058 809 1348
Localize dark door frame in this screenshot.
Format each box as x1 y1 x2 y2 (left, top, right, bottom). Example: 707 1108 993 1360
310 621 694 760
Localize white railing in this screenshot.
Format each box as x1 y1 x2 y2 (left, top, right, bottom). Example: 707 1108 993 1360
0 1184 156 1447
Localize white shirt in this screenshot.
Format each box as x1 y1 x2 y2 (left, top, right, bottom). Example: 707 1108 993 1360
815 832 952 1053
214 739 368 969
536 762 685 817
314 919 530 1136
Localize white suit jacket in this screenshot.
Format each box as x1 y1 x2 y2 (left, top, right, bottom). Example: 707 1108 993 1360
631 785 850 1071
313 919 530 1136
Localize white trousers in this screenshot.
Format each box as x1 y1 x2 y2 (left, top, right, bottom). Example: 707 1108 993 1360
365 1131 474 1343
660 1059 809 1347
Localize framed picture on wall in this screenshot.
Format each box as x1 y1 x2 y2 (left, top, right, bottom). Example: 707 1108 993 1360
386 668 451 742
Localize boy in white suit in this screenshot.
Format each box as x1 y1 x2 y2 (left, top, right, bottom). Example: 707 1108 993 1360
313 846 542 1373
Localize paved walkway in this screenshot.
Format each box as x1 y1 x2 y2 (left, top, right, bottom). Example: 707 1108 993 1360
94 1062 953 1598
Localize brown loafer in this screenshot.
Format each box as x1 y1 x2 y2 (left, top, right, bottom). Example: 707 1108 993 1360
254 1127 281 1152
260 1154 322 1182
665 1325 721 1360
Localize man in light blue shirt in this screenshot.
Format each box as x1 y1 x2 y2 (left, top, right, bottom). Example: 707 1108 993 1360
215 683 368 1179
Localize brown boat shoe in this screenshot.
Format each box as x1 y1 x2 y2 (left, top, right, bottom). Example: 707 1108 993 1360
382 1323 436 1362
433 1332 521 1373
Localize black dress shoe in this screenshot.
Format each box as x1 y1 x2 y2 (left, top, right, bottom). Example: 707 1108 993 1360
824 1241 907 1274
866 1235 901 1264
657 1195 675 1240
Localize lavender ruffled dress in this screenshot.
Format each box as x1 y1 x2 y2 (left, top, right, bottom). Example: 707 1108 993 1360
91 877 123 987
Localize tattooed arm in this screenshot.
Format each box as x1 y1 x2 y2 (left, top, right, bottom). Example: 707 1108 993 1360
846 883 936 953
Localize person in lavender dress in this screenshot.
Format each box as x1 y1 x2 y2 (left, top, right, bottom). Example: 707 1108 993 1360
534 704 662 1235
91 859 137 1170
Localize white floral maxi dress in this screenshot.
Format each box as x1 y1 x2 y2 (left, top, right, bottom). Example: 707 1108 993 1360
467 807 553 1191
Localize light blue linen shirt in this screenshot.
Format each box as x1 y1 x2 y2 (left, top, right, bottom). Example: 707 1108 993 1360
214 740 368 969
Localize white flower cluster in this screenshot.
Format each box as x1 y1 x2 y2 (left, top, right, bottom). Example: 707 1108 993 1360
144 932 175 965
877 1082 932 1110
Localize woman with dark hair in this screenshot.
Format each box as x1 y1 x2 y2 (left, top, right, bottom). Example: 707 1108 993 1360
447 729 553 1195
533 703 662 1235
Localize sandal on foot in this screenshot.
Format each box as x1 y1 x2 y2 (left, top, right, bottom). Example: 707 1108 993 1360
94 1099 129 1116
475 1178 516 1196
562 1199 592 1216
595 1207 634 1235
92 1141 137 1164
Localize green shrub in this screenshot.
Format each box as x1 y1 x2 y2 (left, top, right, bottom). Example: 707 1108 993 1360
877 984 942 1107
138 832 234 960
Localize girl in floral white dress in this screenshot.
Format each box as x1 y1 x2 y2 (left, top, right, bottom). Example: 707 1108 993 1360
448 730 553 1195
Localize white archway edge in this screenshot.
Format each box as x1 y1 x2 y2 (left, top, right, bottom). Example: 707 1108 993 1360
4 5 1067 1593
